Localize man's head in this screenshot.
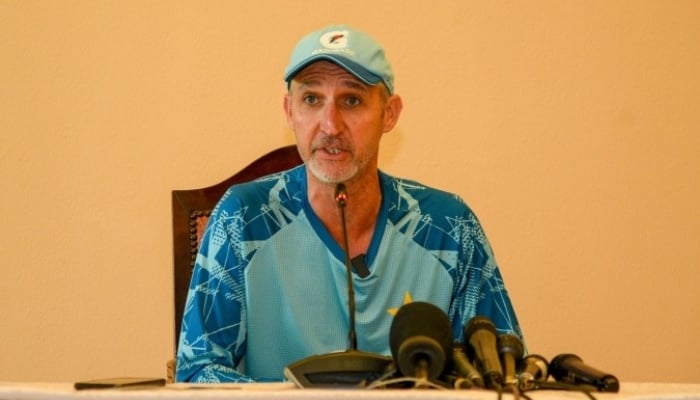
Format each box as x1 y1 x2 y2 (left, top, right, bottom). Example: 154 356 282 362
284 25 395 95
283 25 402 187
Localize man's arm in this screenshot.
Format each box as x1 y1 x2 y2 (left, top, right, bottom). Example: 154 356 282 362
449 208 524 343
175 204 252 383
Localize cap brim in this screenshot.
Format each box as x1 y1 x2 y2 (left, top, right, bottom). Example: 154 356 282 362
284 54 383 87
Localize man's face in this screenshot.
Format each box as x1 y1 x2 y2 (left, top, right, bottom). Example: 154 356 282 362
284 61 401 185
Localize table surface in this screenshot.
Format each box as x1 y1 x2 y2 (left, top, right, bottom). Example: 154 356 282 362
1 381 700 400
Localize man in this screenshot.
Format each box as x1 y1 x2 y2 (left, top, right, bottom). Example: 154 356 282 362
176 24 522 383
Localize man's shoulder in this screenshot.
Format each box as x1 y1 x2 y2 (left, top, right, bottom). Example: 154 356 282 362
379 171 468 212
209 165 305 219
220 164 305 202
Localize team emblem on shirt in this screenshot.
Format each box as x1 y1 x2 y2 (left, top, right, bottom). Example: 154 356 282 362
387 292 413 316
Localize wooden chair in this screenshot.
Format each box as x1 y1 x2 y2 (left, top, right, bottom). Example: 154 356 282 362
168 145 303 382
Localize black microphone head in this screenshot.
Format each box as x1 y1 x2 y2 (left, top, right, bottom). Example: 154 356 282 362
463 315 497 362
334 183 347 206
464 315 503 388
497 333 524 359
549 353 620 393
465 315 497 339
548 353 583 381
389 302 454 379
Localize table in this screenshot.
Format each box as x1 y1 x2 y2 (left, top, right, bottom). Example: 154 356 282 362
1 381 699 400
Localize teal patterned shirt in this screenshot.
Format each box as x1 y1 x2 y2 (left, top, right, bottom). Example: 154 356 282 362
176 165 522 382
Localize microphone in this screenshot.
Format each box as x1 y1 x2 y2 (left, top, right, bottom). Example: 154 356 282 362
283 183 392 388
497 333 524 386
389 301 453 382
350 254 370 278
549 353 620 393
452 345 485 387
335 183 358 350
464 316 504 389
340 182 368 278
517 354 549 391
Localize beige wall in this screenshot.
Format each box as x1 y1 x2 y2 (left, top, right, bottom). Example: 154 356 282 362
1 0 698 383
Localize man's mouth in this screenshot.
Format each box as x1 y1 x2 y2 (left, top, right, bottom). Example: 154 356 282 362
313 146 348 161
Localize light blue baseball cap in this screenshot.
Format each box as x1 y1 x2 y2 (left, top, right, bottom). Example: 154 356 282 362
284 25 395 94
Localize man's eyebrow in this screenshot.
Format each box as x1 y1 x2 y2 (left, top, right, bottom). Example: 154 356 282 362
340 79 369 92
297 79 320 90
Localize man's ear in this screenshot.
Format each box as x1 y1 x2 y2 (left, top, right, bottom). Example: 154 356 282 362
382 94 403 133
283 93 293 129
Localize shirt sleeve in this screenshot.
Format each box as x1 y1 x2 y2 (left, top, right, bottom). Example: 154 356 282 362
175 196 254 383
449 206 524 344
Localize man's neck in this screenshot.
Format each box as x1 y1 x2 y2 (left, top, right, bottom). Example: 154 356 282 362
307 172 381 258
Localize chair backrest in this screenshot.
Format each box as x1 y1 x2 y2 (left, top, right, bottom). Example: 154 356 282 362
171 145 303 350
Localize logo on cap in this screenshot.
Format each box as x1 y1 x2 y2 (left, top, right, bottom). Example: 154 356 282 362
320 30 349 49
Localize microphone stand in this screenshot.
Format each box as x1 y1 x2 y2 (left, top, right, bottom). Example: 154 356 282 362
336 185 358 351
283 183 392 388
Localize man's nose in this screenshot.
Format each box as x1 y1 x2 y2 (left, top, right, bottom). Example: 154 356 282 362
320 102 343 135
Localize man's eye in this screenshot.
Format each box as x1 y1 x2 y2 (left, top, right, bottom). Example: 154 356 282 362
303 95 318 105
345 97 361 107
